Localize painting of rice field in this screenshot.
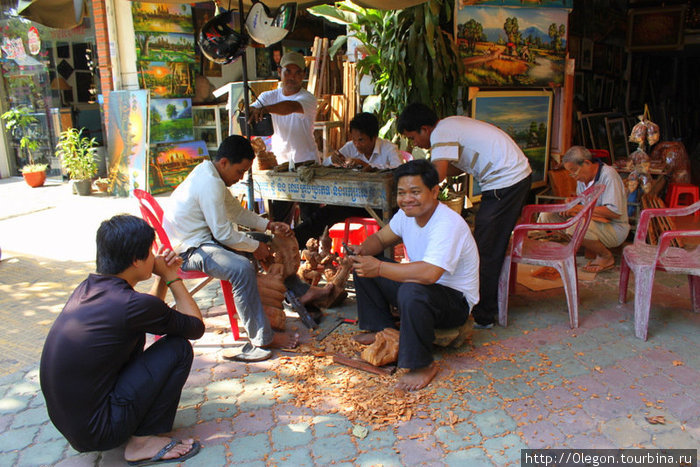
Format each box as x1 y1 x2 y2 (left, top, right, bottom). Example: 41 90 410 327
150 98 194 144
138 61 195 98
149 141 209 194
455 6 568 87
471 90 552 190
457 0 572 7
136 32 195 63
131 3 193 34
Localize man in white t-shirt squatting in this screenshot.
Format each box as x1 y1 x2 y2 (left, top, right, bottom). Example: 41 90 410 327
350 159 479 391
397 103 532 330
249 51 318 224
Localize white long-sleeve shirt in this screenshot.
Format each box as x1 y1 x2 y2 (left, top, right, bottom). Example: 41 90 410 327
163 160 269 253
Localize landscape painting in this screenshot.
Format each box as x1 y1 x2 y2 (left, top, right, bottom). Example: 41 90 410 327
471 90 552 191
135 32 195 63
455 6 568 87
149 141 209 194
131 3 194 34
105 90 149 197
149 98 194 144
138 61 195 98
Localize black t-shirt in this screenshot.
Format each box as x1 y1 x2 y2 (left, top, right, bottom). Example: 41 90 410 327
40 274 204 452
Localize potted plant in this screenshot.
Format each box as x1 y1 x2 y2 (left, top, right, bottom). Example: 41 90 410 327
55 127 98 196
438 176 467 214
1 106 48 187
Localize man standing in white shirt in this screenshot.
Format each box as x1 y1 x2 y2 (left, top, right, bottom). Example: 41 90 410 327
323 112 402 170
163 135 299 361
350 159 479 391
398 103 532 330
249 52 318 224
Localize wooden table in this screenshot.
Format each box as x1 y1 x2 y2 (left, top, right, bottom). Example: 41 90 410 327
234 168 396 226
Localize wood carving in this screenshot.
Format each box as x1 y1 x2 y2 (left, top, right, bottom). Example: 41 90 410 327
299 238 323 285
256 268 286 331
361 328 400 367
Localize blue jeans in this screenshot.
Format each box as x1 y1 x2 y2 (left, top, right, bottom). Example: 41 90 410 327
181 242 273 347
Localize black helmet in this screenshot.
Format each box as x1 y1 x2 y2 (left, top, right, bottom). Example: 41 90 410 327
199 9 249 65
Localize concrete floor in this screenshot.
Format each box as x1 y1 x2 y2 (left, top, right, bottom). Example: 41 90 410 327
0 176 698 466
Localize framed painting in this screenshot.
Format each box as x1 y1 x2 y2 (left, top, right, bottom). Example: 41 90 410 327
149 98 194 144
628 6 686 51
470 90 553 197
149 141 209 194
605 117 629 162
455 6 568 87
135 32 195 63
131 3 194 34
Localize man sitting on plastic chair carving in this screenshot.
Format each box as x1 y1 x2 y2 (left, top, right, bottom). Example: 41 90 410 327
539 146 630 273
164 135 299 362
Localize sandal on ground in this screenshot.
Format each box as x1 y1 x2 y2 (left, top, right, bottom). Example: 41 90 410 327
582 261 615 274
126 440 201 466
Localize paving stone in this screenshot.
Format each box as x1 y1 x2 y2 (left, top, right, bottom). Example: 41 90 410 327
600 416 652 447
636 374 683 399
0 425 38 451
237 389 277 411
179 386 205 408
518 420 566 448
483 433 527 466
459 391 502 413
0 394 32 414
312 415 353 437
355 427 396 450
565 431 617 449
355 448 402 467
231 408 274 436
472 409 517 437
271 423 312 450
172 406 198 429
17 437 66 466
205 379 244 399
443 447 493 465
268 446 315 466
0 451 18 466
200 400 238 422
310 434 357 465
181 442 226 467
660 392 700 421
10 405 49 428
491 378 537 400
396 434 442 464
0 414 13 433
228 432 270 463
35 421 64 443
272 403 314 425
548 406 597 434
659 363 700 387
189 420 235 446
504 397 549 425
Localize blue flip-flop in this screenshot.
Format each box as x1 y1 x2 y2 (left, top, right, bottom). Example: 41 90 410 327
126 440 201 466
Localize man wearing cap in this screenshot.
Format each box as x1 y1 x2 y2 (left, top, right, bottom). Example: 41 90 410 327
249 51 318 224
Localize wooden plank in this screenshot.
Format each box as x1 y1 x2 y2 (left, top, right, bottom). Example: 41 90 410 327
307 37 320 94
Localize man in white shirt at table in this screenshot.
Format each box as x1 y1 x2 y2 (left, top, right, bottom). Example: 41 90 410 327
322 112 402 170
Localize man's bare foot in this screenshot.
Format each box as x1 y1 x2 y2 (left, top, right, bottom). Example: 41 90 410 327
300 283 334 305
352 332 377 345
396 363 438 391
124 436 196 463
264 331 300 349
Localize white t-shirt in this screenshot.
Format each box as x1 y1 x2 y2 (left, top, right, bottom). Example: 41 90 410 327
389 202 480 308
430 116 532 191
251 87 318 164
322 137 402 169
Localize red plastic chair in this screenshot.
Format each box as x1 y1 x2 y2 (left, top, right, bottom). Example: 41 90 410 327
618 201 700 340
498 184 605 328
133 189 240 341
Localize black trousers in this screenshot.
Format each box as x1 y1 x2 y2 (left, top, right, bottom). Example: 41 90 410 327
470 174 532 326
102 336 193 449
354 268 469 370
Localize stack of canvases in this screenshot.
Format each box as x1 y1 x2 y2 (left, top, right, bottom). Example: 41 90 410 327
131 2 210 195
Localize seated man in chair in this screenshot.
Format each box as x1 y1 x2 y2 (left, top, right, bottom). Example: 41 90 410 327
350 159 479 391
539 146 629 273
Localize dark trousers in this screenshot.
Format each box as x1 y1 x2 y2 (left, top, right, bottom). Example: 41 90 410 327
103 336 193 448
471 174 531 326
354 269 469 370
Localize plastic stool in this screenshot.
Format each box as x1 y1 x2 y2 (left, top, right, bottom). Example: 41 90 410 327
666 183 699 215
329 217 380 256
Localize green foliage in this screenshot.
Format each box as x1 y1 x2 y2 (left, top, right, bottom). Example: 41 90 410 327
1 106 41 167
19 163 48 173
309 0 462 138
55 128 98 180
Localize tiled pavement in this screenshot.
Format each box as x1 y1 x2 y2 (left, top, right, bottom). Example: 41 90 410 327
0 176 699 466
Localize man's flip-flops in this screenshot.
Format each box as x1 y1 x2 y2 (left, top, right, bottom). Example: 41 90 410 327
224 342 272 362
127 440 201 466
582 261 615 274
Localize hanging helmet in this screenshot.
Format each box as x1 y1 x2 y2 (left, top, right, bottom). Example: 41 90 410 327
199 9 249 65
245 2 297 47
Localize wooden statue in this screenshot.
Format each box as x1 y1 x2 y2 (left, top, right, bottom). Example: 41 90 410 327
361 328 400 367
256 264 286 331
299 238 323 285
